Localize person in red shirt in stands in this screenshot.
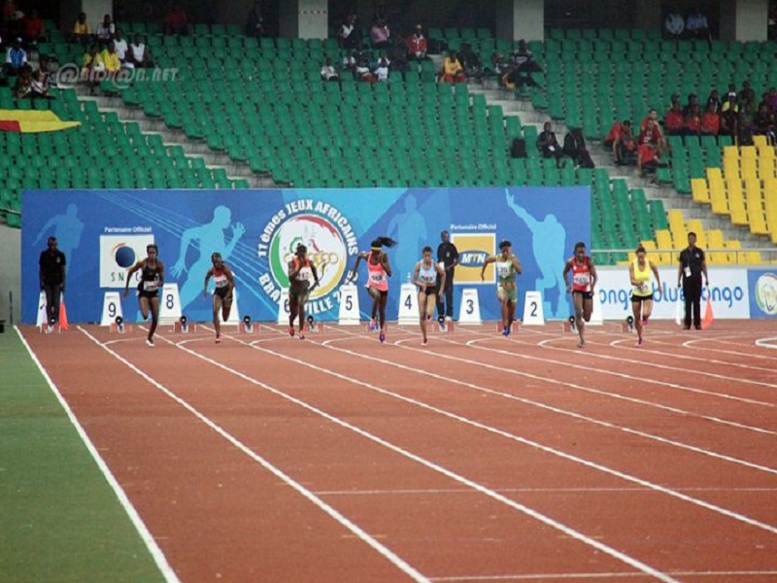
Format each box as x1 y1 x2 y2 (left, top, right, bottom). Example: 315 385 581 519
164 4 190 35
700 104 719 136
664 102 685 136
21 9 44 44
407 24 427 60
685 104 702 136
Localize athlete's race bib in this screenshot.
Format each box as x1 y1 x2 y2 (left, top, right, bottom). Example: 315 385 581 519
143 281 158 291
370 272 385 283
573 273 591 287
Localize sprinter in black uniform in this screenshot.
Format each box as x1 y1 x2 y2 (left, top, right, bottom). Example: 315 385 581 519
124 244 165 346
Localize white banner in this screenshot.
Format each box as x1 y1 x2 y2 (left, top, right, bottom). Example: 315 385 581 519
596 267 751 320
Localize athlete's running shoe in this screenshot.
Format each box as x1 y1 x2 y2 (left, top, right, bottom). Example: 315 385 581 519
369 318 377 331
288 326 295 337
636 337 644 347
379 330 386 343
146 338 154 347
215 336 221 344
299 333 306 340
502 326 511 337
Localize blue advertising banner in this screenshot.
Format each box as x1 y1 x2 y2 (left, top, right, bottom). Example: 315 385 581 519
22 187 590 324
748 269 777 319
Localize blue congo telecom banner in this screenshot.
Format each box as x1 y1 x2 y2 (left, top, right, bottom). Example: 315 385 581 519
22 187 590 323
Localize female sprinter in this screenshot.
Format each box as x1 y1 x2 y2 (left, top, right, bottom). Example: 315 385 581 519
351 237 395 343
480 240 522 336
124 243 164 347
288 243 320 340
563 241 598 347
630 244 662 347
203 252 235 343
413 246 446 345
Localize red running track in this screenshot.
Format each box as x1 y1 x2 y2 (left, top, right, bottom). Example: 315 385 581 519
20 320 777 582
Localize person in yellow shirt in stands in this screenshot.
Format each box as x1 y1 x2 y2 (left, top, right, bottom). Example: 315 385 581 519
81 43 103 94
630 245 662 347
441 50 465 84
101 41 120 76
71 12 92 45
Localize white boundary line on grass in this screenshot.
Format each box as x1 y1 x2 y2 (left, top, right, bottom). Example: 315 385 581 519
77 326 432 583
15 326 181 583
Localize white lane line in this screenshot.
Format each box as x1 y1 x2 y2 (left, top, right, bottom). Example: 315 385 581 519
175 333 679 583
16 327 181 583
219 329 777 539
328 331 777 474
430 570 777 581
755 337 777 351
314 486 777 496
77 326 431 583
682 336 777 357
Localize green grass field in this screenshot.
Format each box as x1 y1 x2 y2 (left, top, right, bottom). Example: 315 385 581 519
0 328 168 582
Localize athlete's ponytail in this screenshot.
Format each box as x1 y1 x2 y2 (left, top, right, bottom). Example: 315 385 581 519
371 236 397 249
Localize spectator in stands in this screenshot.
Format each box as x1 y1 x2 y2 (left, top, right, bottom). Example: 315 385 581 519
113 29 128 67
640 109 665 154
2 0 21 37
638 118 663 172
101 40 120 78
388 37 410 73
440 50 465 83
685 103 702 136
706 89 720 113
609 120 637 165
164 4 190 35
245 2 265 37
563 128 594 168
96 14 114 47
725 83 737 102
81 43 103 94
3 36 26 77
355 56 376 82
374 58 389 83
739 80 755 107
738 101 755 146
338 14 359 49
12 62 30 98
765 88 777 112
683 93 699 117
754 102 775 143
29 67 52 99
71 12 92 45
700 104 720 136
127 33 152 68
458 42 482 81
320 57 339 82
638 142 663 177
719 95 738 138
370 18 390 49
685 9 709 40
407 24 427 60
537 121 564 168
664 12 684 38
511 40 542 73
486 52 508 83
664 102 685 136
342 49 356 73
20 9 43 45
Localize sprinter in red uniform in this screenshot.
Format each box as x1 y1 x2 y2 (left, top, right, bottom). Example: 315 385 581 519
563 241 598 348
351 237 395 343
288 244 320 340
203 252 235 343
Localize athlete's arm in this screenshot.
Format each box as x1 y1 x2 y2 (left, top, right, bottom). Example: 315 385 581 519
562 259 572 292
348 252 368 283
288 259 301 280
203 267 214 298
156 260 165 286
413 262 424 289
650 261 662 294
382 254 392 277
589 259 598 292
480 255 495 281
310 262 320 286
124 261 143 297
629 263 638 287
512 254 522 274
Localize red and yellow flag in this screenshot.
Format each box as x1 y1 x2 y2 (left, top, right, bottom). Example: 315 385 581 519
0 110 80 133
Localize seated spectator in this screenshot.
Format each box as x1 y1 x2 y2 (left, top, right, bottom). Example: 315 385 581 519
563 128 595 168
721 93 738 113
486 52 508 82
164 4 190 35
21 9 44 45
3 37 27 77
724 83 737 103
370 18 390 49
81 43 104 94
739 80 755 108
12 63 31 98
355 56 376 82
685 9 709 40
685 104 702 136
537 121 564 167
706 89 720 113
766 87 777 112
71 12 92 45
604 119 624 149
320 57 339 82
101 41 120 77
112 29 128 66
640 109 665 153
388 37 410 73
407 24 427 60
719 97 738 137
2 0 22 38
245 2 265 37
374 58 389 83
683 93 699 117
664 12 684 38
511 39 542 73
608 120 637 165
342 49 356 73
338 14 359 49
440 50 465 83
29 67 53 99
127 33 152 68
664 102 685 136
459 43 482 81
96 14 114 46
753 103 775 143
737 102 755 146
700 104 720 136
639 142 664 176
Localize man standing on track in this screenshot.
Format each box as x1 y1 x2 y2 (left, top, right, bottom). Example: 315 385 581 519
677 232 708 330
436 230 458 324
39 236 66 332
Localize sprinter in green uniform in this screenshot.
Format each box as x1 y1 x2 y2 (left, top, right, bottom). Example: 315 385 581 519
481 240 522 336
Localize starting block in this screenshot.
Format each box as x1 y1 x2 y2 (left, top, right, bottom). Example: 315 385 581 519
431 316 454 334
172 318 195 334
621 316 635 333
110 323 133 333
239 316 258 334
562 316 577 333
39 324 62 334
305 316 324 333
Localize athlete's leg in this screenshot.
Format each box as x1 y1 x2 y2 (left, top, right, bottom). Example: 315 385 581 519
378 292 388 330
497 288 508 330
368 287 380 330
221 290 233 323
642 298 654 321
288 293 298 335
572 291 585 344
139 296 150 320
297 293 308 338
212 293 223 339
632 298 643 345
147 296 160 342
418 290 427 343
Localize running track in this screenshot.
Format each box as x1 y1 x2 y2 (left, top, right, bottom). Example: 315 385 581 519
20 320 777 582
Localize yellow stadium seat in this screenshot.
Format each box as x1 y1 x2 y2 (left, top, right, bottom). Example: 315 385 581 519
758 155 775 179
723 157 740 178
741 145 757 159
723 146 739 160
691 178 710 204
667 209 685 235
685 220 706 247
641 240 657 250
753 135 768 148
740 251 764 265
706 229 729 265
656 229 673 251
741 157 757 179
726 178 749 225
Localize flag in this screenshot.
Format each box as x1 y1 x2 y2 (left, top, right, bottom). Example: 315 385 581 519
0 110 80 133
59 294 70 331
701 292 714 330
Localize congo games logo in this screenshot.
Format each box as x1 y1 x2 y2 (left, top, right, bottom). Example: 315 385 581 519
257 199 359 315
755 273 777 316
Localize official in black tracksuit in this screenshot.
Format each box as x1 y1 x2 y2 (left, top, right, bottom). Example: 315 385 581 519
436 230 459 320
39 237 67 327
677 232 709 330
